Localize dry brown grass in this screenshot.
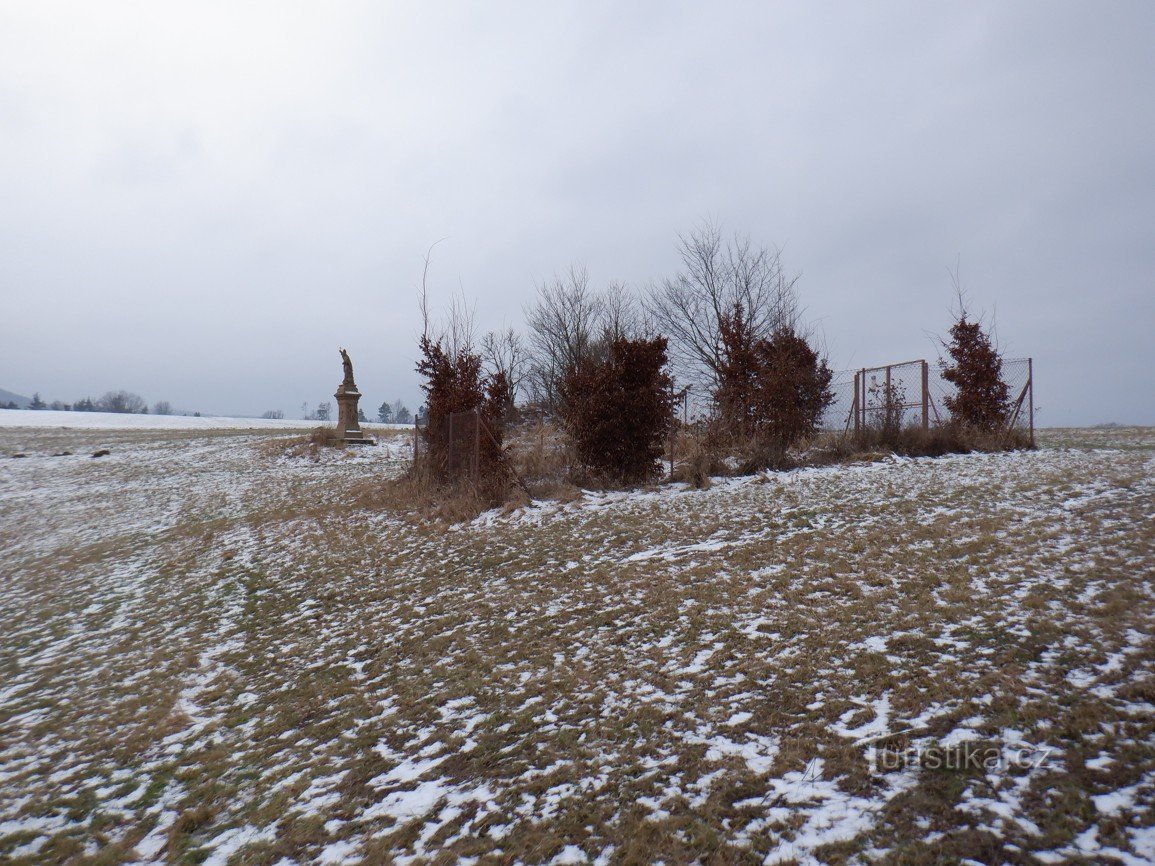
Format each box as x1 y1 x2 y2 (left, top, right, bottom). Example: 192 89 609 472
841 423 1034 457
507 420 582 500
354 454 515 525
642 421 1036 495
667 429 716 489
407 415 1032 509
2 425 1151 864
260 426 348 461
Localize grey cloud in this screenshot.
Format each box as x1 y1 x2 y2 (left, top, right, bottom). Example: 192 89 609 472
1 1 1152 424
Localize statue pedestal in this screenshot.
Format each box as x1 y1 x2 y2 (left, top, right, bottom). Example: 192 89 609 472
334 383 374 445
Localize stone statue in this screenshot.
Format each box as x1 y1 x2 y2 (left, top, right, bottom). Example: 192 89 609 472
339 347 355 386
333 347 373 444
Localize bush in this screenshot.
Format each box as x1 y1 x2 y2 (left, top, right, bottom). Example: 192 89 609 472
669 430 716 490
415 333 509 494
713 303 833 459
559 336 674 484
940 313 1010 431
847 424 1032 457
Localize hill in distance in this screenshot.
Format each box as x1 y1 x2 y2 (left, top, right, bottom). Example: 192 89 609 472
0 388 31 408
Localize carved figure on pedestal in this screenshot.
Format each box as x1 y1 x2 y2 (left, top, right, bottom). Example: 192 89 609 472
333 347 373 445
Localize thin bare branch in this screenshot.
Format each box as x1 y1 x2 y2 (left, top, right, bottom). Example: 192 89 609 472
646 220 800 389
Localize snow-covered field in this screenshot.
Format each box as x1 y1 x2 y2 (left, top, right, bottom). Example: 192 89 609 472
0 425 1152 865
0 408 412 432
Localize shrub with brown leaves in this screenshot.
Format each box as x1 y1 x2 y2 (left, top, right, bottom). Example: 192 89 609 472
714 303 833 447
416 334 508 488
560 336 675 484
940 315 1011 431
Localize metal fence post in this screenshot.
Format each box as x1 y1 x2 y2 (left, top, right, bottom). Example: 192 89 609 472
885 364 892 428
1028 357 1034 448
921 361 929 432
859 369 866 433
853 371 860 436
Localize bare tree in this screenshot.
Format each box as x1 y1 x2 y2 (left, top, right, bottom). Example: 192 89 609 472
524 264 605 407
646 221 800 387
600 281 641 344
97 390 147 414
417 239 479 366
153 400 173 416
481 326 529 409
440 291 478 364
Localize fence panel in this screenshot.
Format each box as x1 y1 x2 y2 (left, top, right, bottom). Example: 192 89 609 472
819 356 1033 442
415 359 1034 460
414 409 481 482
820 370 859 432
927 356 1033 438
860 360 927 433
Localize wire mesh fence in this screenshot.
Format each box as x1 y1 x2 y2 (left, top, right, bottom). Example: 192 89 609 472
414 408 530 492
821 369 861 433
857 359 930 433
669 385 715 426
928 357 1034 433
819 357 1034 442
414 408 481 482
417 358 1034 483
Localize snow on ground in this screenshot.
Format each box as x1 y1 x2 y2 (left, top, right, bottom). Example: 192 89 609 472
0 425 1152 864
0 407 412 432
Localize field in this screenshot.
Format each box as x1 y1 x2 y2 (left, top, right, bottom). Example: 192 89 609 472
1 423 1153 865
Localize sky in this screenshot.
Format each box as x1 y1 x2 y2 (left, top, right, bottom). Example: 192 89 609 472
1 1 1153 425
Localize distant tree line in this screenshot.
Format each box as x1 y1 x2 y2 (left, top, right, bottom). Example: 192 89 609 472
6 390 185 415
9 390 423 425
377 400 412 425
278 399 410 424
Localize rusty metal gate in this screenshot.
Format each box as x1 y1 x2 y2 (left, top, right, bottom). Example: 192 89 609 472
821 357 1034 445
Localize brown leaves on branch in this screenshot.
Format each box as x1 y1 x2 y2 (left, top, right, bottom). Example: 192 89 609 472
940 315 1011 431
416 333 508 484
714 303 833 447
559 336 675 484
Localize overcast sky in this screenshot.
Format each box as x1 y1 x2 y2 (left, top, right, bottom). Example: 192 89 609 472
2 1 1152 425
